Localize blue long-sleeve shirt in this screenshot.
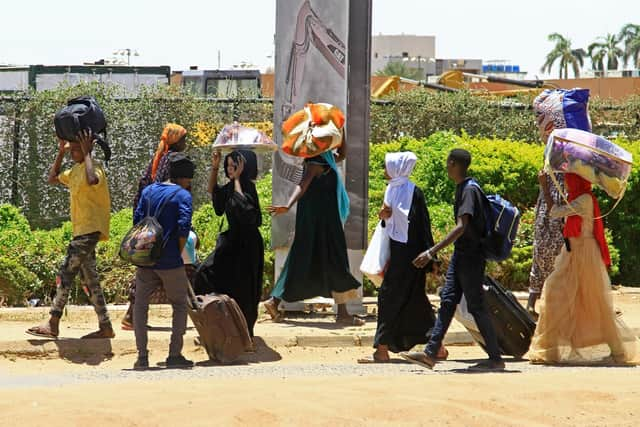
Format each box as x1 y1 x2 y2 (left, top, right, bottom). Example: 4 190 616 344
134 183 192 270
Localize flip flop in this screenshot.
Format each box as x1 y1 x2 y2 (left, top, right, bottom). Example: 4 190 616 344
399 351 435 369
357 355 390 364
26 326 58 339
81 329 115 339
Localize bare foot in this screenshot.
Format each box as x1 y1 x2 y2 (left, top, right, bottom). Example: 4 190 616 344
435 345 449 361
263 299 283 322
357 352 390 364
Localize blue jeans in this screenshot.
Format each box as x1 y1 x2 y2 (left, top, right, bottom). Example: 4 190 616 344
425 250 502 361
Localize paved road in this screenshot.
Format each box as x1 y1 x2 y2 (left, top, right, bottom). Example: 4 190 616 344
1 345 634 389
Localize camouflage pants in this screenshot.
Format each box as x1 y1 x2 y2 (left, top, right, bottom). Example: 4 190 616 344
50 232 110 325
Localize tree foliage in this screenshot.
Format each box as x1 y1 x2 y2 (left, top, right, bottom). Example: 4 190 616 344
541 33 586 79
375 61 423 80
588 33 624 73
619 23 640 69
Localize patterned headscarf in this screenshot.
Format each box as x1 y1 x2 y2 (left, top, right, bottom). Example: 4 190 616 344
151 123 187 180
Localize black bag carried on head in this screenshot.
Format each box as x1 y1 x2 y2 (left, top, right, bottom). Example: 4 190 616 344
54 96 111 162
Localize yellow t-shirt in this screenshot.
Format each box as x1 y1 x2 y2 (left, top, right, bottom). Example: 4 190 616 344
58 161 111 241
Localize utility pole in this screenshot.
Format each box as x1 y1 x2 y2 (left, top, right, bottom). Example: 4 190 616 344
112 48 139 65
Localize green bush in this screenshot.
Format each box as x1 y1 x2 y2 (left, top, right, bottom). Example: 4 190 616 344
2 84 640 229
0 130 638 306
0 256 42 306
598 139 640 284
368 132 635 289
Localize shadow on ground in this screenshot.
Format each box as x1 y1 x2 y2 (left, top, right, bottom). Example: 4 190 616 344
27 338 114 366
194 336 282 367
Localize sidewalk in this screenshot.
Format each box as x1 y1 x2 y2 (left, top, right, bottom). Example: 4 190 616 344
1 289 638 360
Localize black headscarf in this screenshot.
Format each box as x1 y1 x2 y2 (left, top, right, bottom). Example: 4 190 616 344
224 150 258 182
223 150 261 225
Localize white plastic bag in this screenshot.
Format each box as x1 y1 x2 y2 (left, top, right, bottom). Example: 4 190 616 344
360 222 391 288
454 295 479 332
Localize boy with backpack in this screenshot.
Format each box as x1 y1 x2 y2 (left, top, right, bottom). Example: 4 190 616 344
401 149 505 371
27 130 114 339
132 152 195 370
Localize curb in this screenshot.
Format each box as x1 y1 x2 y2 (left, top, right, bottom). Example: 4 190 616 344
3 328 638 360
0 331 476 360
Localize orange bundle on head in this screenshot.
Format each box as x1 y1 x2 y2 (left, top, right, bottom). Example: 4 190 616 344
281 103 345 158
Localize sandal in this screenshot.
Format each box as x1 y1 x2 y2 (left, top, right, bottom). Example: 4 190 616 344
357 354 390 364
336 316 365 327
399 351 436 369
81 326 115 339
26 325 58 339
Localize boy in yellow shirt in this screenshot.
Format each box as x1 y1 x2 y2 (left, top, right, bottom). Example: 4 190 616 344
27 130 114 339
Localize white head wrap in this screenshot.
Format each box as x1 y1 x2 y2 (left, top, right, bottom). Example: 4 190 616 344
383 151 418 243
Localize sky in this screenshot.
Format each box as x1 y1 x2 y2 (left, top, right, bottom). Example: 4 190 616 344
1 0 638 79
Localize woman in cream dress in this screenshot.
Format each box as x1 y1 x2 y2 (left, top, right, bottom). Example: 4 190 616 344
529 172 637 364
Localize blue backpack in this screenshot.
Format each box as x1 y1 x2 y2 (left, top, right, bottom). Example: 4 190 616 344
466 180 520 262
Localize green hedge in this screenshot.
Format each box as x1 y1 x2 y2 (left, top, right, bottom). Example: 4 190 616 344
2 84 640 229
0 131 637 306
370 90 640 144
0 83 271 229
368 132 627 290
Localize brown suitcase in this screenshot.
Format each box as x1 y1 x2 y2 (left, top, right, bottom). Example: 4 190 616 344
187 289 252 363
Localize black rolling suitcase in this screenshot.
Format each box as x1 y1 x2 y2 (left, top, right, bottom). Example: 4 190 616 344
454 276 536 359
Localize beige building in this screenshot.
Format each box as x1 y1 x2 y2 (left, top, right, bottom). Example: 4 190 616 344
372 34 436 78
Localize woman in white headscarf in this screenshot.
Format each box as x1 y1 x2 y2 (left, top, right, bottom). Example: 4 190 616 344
358 152 443 363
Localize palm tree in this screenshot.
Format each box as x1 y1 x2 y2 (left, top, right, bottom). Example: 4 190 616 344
619 23 640 69
589 48 606 73
588 33 624 74
375 61 422 80
541 33 586 79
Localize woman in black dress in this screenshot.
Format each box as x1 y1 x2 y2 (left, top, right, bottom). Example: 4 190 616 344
196 149 264 337
358 152 444 363
265 144 363 326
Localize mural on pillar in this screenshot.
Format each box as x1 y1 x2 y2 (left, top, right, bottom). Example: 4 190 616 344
273 0 349 249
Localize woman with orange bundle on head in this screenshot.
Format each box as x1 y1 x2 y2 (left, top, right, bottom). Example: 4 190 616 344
529 172 638 365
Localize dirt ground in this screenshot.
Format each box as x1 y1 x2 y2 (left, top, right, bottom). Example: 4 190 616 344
1 345 639 427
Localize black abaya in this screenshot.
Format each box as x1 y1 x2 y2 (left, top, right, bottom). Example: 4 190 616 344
374 187 436 353
195 180 264 337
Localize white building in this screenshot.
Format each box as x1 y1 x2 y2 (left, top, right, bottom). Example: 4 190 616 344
0 65 170 94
